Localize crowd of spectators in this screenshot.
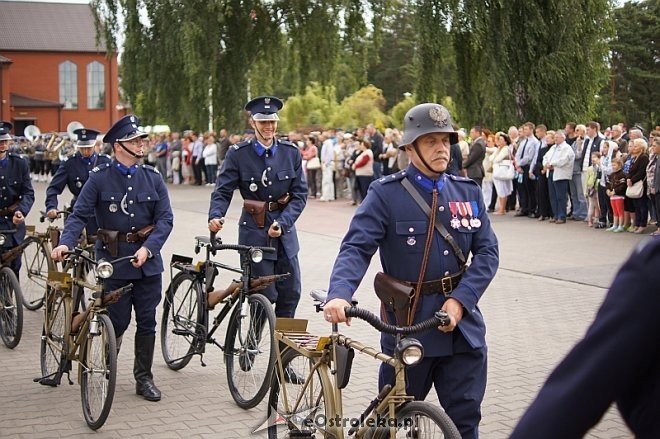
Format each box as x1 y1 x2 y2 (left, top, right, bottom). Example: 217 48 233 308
135 120 660 236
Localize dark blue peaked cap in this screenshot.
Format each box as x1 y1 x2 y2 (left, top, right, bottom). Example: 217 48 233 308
102 114 148 144
245 96 283 121
73 128 100 147
0 121 13 141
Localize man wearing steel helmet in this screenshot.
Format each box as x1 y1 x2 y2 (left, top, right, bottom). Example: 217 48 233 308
0 121 35 277
208 96 307 318
45 127 112 235
52 115 174 402
324 104 499 438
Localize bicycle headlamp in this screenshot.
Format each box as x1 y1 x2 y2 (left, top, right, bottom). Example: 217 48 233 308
250 248 264 263
97 260 114 279
395 338 424 366
0 234 5 246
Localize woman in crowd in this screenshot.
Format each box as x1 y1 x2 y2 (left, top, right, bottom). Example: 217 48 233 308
544 130 575 224
626 138 650 233
181 134 194 185
491 132 515 215
301 136 320 199
597 141 617 228
647 136 660 235
352 138 374 203
202 134 218 186
345 136 361 205
585 152 601 227
607 158 627 232
482 133 496 213
535 130 555 221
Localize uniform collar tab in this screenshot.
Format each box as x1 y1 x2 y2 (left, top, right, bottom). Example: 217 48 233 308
114 160 139 176
406 164 446 193
253 140 278 157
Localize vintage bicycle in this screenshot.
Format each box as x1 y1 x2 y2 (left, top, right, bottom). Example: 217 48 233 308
0 229 29 349
35 247 134 430
161 232 282 409
267 289 461 438
22 209 95 311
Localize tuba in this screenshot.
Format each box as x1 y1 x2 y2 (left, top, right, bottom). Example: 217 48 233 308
24 125 41 144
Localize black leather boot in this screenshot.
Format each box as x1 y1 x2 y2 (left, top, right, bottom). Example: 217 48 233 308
134 335 161 401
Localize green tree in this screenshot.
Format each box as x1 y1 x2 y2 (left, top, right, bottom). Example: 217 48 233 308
330 85 389 130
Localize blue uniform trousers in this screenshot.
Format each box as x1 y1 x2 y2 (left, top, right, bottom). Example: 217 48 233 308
105 275 162 338
379 331 487 439
249 244 301 318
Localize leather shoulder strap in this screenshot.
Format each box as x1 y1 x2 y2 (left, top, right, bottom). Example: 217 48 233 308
401 178 467 266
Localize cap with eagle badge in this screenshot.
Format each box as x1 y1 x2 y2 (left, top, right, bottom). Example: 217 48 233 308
102 115 148 144
73 128 100 147
0 121 13 141
245 96 283 121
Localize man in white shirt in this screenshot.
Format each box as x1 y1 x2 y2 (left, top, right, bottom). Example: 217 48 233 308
514 122 540 217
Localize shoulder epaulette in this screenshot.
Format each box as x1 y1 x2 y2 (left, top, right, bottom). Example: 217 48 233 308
377 169 407 185
232 141 249 150
91 163 111 173
141 164 160 174
278 139 297 148
448 174 480 186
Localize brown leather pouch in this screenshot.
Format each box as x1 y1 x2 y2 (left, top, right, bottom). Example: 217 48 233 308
137 224 155 240
96 229 119 257
374 272 414 327
243 199 267 228
49 228 60 248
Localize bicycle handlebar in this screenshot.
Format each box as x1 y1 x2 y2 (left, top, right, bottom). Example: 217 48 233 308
209 231 276 254
39 210 70 223
343 306 450 336
63 249 137 266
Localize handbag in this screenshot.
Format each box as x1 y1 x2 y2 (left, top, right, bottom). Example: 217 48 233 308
625 180 644 199
493 159 515 180
306 156 321 170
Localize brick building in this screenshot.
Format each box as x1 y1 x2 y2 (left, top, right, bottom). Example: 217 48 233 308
0 1 121 136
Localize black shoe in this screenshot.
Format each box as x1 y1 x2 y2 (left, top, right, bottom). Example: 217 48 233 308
528 213 539 219
134 335 161 402
514 211 527 217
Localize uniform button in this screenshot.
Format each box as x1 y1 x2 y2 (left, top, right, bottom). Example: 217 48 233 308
147 196 151 200
132 226 136 230
127 175 132 179
408 227 414 233
130 213 135 218
129 200 134 204
439 206 445 212
268 195 273 199
267 167 272 171
416 175 421 180
443 250 449 256
268 182 272 186
110 196 114 200
444 271 450 276
285 176 289 179
242 221 247 225
128 186 133 191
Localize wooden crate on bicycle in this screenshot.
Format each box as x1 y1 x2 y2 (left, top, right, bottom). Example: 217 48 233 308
275 318 328 358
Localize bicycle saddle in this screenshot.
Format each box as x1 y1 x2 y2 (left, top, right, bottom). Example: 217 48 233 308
310 289 328 303
195 236 211 245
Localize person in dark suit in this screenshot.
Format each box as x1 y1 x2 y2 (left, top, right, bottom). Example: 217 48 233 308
463 126 486 186
446 142 463 176
510 238 660 438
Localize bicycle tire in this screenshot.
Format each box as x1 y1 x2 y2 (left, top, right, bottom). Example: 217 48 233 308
0 266 24 348
160 272 204 370
20 236 53 311
367 401 461 439
80 313 117 430
225 293 276 409
267 347 331 438
40 289 67 381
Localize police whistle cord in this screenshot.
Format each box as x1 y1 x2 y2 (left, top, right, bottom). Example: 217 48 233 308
343 307 450 335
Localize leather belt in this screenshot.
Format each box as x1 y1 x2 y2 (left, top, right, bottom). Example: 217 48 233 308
409 271 464 297
117 232 146 243
267 201 286 212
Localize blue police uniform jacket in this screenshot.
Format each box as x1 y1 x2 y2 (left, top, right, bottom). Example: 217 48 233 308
59 162 174 280
46 153 112 232
0 153 35 245
328 165 499 357
208 139 307 259
510 238 660 439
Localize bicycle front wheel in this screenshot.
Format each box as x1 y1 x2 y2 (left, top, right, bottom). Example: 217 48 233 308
0 266 24 348
267 347 330 438
368 401 461 439
225 293 276 409
20 236 54 311
160 272 204 370
80 313 117 430
40 289 67 381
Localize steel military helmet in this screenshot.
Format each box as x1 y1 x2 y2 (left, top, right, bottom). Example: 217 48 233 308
399 103 459 149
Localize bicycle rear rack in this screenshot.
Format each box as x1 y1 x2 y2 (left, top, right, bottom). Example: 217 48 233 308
275 318 327 358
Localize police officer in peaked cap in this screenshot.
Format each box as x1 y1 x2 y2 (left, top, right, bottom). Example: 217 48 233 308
0 121 35 277
324 103 499 438
208 96 308 318
52 115 174 402
45 127 112 236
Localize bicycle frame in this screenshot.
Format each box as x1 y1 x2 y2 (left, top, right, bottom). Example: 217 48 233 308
274 319 413 439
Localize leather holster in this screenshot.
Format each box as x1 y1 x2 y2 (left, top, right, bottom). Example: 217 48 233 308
49 229 60 248
374 272 414 327
243 200 267 228
137 224 155 240
96 229 119 257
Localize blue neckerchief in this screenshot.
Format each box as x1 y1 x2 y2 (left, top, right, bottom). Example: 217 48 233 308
81 153 97 167
114 161 139 176
406 165 447 194
253 140 278 157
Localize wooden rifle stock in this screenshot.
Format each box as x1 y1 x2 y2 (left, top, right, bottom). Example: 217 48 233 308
207 273 290 310
1 239 31 264
71 283 133 333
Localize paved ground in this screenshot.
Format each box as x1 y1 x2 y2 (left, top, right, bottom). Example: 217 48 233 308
1 180 648 438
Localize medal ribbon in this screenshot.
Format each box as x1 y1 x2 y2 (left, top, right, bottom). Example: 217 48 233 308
465 202 473 219
470 201 479 219
449 202 459 217
456 202 468 218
